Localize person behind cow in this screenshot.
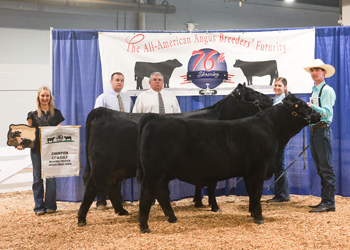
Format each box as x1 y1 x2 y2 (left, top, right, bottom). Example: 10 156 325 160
95 72 133 112
16 86 65 215
305 59 336 213
132 72 181 114
267 77 290 203
94 72 133 210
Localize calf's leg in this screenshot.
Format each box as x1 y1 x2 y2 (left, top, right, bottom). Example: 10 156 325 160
243 176 254 217
107 181 129 216
77 178 100 226
156 179 177 223
138 176 158 233
244 176 264 224
208 182 221 212
193 186 204 207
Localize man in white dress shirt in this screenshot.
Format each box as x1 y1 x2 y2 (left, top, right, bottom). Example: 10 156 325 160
95 72 133 112
94 72 133 210
132 72 181 114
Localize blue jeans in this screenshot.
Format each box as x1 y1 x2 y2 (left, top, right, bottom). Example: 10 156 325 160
273 150 290 200
31 151 57 213
310 126 336 206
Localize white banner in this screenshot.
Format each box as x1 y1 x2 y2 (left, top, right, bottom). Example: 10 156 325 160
99 29 315 96
40 126 80 178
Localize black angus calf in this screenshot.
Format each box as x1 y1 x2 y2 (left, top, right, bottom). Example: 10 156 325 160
137 94 320 233
77 84 273 226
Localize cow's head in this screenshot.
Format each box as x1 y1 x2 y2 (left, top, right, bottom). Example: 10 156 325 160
233 59 242 67
232 83 273 111
170 59 182 68
282 93 321 125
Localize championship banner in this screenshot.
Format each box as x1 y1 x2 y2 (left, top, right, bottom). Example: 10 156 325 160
40 126 80 178
99 29 315 96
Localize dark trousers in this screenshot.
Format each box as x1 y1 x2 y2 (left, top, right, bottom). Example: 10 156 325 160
273 150 290 200
310 126 336 206
31 151 57 213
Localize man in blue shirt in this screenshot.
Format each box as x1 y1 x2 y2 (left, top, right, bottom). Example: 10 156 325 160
304 59 336 213
95 72 133 112
94 72 134 210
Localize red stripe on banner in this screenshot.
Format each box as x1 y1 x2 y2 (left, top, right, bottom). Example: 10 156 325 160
180 75 191 85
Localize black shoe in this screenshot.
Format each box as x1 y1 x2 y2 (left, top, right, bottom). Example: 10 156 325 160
309 204 335 213
308 203 322 209
267 198 290 203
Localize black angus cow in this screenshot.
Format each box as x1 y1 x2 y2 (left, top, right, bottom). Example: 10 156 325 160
134 59 182 89
233 59 278 86
77 84 273 226
47 137 55 143
20 138 33 148
10 131 21 138
137 94 320 233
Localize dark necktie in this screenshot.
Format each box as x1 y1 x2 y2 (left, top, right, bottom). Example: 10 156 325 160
158 92 165 114
117 94 124 112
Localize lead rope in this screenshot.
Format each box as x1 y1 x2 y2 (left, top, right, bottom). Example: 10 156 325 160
303 128 306 169
268 144 310 190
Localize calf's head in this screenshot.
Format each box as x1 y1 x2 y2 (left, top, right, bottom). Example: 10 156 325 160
282 93 321 125
233 83 274 111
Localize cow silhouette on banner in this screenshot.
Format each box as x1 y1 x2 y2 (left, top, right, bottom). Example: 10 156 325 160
234 59 279 86
134 59 182 89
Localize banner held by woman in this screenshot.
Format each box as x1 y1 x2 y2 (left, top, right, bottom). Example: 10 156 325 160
40 126 80 178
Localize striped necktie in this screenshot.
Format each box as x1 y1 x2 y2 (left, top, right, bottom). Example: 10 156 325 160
117 94 124 112
158 92 165 114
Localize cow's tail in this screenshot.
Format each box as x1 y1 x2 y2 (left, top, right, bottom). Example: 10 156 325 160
136 113 158 184
82 107 106 185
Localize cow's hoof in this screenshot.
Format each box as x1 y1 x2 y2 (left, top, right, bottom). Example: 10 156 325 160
168 216 177 223
253 219 264 225
78 222 87 227
211 207 222 213
194 202 204 208
117 209 130 216
140 227 151 233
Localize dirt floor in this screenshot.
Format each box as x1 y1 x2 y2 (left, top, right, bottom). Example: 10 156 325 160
1 191 349 249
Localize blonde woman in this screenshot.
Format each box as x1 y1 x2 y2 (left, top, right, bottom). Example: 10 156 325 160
267 77 290 203
17 86 65 215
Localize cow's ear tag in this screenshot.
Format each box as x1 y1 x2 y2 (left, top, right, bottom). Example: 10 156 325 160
295 104 298 108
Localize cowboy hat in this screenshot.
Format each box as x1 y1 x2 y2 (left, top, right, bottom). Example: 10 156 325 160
304 59 335 78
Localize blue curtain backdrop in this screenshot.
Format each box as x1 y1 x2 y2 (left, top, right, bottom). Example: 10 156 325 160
52 27 350 202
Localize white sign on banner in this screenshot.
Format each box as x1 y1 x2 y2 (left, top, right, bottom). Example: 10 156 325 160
99 29 315 96
40 126 80 178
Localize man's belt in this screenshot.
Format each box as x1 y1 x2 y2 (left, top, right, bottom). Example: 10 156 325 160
312 121 329 131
